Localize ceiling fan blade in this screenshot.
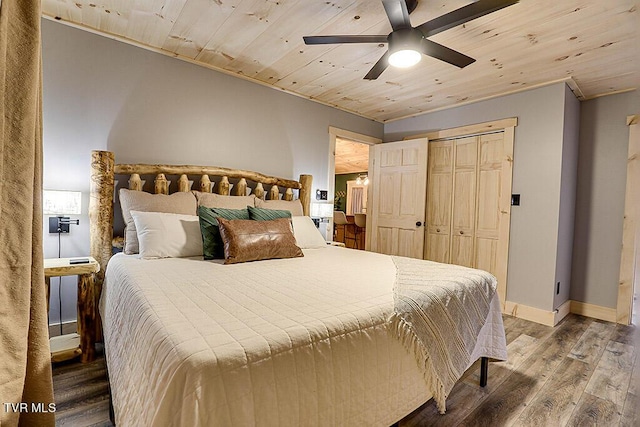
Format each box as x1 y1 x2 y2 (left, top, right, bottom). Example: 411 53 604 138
382 0 412 31
419 39 475 68
416 0 519 38
303 35 389 45
364 51 390 80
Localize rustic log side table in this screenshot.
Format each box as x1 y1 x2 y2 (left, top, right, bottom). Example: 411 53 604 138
44 257 100 363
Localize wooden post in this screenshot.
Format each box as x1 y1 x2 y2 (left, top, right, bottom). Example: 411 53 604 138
200 174 211 193
269 185 279 200
89 150 114 343
129 173 142 191
78 274 95 363
218 176 230 195
155 174 169 194
284 188 294 201
299 174 313 216
234 178 247 196
178 174 190 192
254 183 265 200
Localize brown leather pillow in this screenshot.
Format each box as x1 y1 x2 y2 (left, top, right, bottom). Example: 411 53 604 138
217 217 303 264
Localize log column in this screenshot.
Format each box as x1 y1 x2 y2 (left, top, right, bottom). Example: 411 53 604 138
299 174 313 216
89 150 115 343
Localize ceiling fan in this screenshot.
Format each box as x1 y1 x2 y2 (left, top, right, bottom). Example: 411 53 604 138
303 0 519 80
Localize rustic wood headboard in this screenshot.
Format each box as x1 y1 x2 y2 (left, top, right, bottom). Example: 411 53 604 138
88 150 313 298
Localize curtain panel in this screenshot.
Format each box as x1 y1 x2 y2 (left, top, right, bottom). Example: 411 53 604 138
0 0 55 425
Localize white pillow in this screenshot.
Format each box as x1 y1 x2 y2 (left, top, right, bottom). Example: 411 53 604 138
130 211 203 259
291 216 327 249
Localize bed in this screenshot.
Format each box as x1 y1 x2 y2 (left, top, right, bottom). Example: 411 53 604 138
87 150 507 426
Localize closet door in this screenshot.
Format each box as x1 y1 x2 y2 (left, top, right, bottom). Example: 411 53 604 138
425 141 453 263
474 133 506 278
451 137 478 268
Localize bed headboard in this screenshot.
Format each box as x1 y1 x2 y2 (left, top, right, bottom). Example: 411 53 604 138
89 150 313 289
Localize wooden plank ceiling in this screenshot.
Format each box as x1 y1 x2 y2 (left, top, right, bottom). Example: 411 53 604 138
335 137 370 174
41 0 639 122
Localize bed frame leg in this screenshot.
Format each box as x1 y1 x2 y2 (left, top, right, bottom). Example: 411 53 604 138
479 357 489 387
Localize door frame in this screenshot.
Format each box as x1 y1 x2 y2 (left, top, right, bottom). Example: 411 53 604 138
617 114 640 324
405 117 517 307
328 127 381 240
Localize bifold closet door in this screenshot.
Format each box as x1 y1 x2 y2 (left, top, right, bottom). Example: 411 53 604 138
450 137 478 268
474 133 507 279
425 132 510 276
425 140 453 263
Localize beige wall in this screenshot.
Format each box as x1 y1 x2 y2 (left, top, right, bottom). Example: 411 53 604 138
41 19 382 323
385 83 572 311
571 90 640 308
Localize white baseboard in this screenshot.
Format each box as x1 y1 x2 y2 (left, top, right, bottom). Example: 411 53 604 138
48 320 77 337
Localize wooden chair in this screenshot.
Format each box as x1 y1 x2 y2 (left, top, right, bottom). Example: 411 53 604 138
354 213 366 250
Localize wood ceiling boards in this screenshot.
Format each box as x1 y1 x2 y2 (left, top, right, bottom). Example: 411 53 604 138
335 137 370 174
42 0 639 122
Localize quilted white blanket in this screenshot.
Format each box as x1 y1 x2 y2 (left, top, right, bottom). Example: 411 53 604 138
100 247 506 426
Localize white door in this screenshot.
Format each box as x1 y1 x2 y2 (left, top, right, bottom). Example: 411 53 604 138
366 138 429 258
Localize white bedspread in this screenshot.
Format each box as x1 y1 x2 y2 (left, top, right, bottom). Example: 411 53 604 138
100 247 506 426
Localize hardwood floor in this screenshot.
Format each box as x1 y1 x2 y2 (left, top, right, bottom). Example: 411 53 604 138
53 314 639 426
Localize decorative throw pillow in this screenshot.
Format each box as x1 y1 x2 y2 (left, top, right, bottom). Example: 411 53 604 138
254 198 304 216
217 217 303 264
198 206 250 260
291 216 328 249
195 192 256 209
120 189 198 255
248 206 292 221
130 211 203 259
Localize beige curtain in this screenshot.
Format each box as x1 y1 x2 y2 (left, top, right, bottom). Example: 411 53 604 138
0 0 55 426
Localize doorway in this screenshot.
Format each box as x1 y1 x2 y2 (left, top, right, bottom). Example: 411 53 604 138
327 127 381 246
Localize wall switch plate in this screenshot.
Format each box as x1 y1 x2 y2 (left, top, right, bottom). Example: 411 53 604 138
316 190 328 200
511 194 521 206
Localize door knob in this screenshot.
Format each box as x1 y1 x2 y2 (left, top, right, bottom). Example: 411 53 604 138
416 221 422 227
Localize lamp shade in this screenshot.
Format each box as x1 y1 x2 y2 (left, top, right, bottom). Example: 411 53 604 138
43 190 82 215
310 202 333 218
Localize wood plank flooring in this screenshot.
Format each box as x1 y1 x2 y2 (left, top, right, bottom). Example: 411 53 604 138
53 314 640 426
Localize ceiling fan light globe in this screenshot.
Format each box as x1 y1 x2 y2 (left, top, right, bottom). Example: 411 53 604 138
388 49 422 68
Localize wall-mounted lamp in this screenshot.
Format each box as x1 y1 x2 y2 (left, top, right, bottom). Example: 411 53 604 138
43 190 81 233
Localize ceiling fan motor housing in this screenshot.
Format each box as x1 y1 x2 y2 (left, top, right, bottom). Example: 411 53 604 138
388 28 424 53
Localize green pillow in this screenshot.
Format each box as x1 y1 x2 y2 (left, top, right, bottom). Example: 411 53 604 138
248 206 292 221
198 206 250 259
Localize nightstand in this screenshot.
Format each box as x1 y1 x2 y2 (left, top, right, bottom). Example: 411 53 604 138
44 257 100 363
